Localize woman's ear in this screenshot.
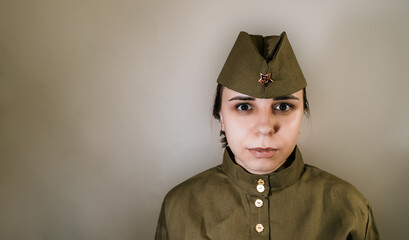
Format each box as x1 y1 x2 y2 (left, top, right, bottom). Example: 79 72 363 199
220 113 225 131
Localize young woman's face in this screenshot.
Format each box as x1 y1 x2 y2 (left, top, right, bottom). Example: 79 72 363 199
219 87 304 175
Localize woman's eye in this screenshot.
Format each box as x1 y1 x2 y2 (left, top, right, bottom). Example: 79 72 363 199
236 103 252 111
274 103 293 112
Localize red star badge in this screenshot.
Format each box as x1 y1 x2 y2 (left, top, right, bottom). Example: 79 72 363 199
258 73 273 85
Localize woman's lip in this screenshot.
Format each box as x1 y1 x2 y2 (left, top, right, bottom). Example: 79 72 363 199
248 148 279 158
249 147 278 150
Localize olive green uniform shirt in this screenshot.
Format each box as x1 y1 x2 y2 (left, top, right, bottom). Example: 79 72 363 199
155 147 379 239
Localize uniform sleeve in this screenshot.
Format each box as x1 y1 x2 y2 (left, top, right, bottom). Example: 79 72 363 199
155 200 168 240
365 203 380 240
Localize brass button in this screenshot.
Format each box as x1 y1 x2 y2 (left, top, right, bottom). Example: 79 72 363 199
257 179 265 193
255 199 263 207
257 184 265 193
255 223 264 233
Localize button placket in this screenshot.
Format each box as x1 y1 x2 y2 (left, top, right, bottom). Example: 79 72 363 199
252 196 266 234
249 178 269 238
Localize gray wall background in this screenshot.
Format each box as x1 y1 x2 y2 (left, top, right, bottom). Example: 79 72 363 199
1 0 408 239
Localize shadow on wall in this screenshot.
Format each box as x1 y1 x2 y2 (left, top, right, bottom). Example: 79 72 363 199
307 7 409 240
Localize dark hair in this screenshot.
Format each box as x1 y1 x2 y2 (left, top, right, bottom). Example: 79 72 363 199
212 84 310 147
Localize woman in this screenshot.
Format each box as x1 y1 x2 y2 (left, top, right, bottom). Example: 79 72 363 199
155 31 379 239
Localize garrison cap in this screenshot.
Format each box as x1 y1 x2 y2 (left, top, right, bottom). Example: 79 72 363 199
217 31 306 98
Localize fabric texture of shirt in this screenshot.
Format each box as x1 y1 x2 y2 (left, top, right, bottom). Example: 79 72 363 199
155 147 380 240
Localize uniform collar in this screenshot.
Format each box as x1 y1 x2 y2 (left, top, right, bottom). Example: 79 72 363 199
221 146 304 197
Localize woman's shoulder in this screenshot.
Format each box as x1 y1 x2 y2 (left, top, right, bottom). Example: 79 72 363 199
162 164 229 204
302 163 369 206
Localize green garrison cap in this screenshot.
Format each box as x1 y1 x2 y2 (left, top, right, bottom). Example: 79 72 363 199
217 31 307 98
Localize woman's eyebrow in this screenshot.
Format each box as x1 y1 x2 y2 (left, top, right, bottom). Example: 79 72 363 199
274 95 299 101
228 96 255 101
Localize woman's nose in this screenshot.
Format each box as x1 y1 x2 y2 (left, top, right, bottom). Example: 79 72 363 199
256 110 278 135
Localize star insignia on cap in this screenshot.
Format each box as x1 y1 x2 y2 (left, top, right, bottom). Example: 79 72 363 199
258 73 274 85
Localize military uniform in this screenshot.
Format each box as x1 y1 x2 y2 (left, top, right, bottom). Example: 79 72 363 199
155 147 379 239
155 31 379 239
